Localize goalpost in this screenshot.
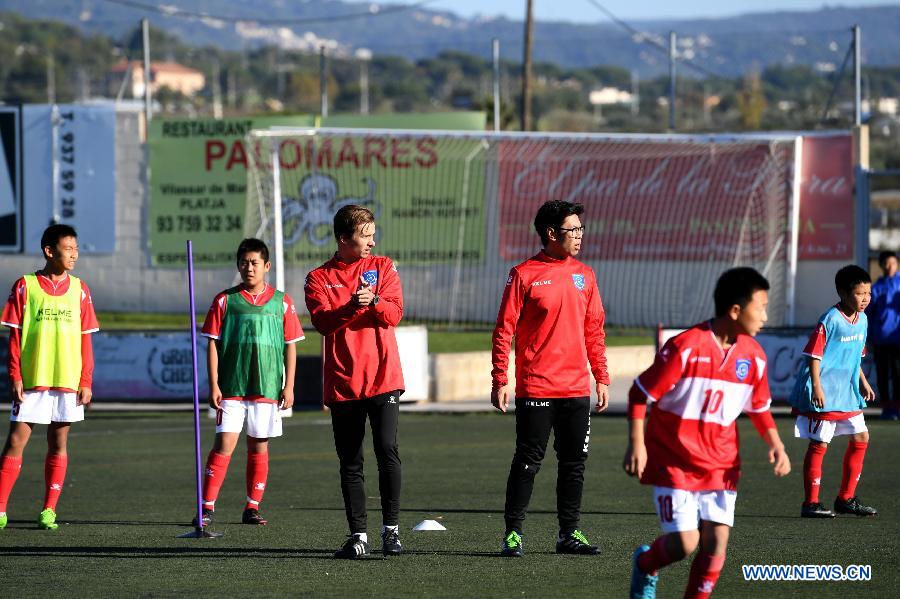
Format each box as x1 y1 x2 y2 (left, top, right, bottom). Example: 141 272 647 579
246 127 803 329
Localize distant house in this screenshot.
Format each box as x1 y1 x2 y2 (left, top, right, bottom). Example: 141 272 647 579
871 189 900 252
589 87 633 106
109 60 206 98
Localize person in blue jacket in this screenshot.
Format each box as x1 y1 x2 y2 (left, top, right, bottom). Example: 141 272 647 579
867 250 900 420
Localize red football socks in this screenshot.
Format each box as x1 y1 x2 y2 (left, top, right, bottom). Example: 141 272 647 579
245 451 269 510
43 454 68 511
838 441 868 501
0 456 23 513
684 552 726 599
803 443 828 504
202 451 232 509
637 535 676 575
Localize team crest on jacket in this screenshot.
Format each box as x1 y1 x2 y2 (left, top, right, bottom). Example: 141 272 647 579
362 270 378 286
735 358 751 381
572 274 585 291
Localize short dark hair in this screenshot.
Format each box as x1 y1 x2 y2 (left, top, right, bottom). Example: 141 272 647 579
835 264 871 294
878 250 897 267
236 238 269 263
713 267 770 317
533 200 584 246
333 205 375 242
40 224 77 254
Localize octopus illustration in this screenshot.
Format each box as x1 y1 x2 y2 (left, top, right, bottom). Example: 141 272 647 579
280 174 379 246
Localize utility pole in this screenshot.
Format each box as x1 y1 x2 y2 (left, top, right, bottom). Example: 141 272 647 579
356 48 372 115
853 24 862 125
211 60 223 119
319 45 328 119
46 53 56 104
668 31 676 131
492 38 501 131
142 18 152 124
630 69 639 117
521 0 534 131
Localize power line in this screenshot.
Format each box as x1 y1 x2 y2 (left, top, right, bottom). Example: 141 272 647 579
582 0 733 79
820 42 854 123
94 0 440 25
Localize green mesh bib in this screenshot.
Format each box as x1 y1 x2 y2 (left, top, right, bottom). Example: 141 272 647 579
217 288 285 401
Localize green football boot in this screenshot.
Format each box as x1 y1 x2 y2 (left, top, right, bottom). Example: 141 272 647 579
38 508 59 530
0 512 7 529
500 530 524 557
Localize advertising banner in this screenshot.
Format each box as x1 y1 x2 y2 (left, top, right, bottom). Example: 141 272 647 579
150 113 486 267
91 332 210 399
797 134 855 260
496 139 793 261
267 132 487 265
148 115 315 267
22 104 116 253
1 329 428 402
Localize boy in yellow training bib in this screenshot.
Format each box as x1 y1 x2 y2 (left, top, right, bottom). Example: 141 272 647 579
0 225 100 530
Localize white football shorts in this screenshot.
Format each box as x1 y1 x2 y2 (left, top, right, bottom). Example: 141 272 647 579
11 389 84 424
652 486 737 534
794 413 867 443
215 400 282 439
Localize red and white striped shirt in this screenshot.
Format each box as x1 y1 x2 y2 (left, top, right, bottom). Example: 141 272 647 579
631 321 774 491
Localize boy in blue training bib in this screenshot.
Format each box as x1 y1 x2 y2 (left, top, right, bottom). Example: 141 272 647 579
789 264 877 519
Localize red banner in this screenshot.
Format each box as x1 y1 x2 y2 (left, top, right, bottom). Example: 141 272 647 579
798 135 854 260
497 140 794 261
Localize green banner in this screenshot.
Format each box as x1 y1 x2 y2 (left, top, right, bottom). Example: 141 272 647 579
149 112 486 267
271 133 488 265
148 115 314 267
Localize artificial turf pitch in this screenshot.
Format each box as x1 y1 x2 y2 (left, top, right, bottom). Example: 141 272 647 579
0 411 896 598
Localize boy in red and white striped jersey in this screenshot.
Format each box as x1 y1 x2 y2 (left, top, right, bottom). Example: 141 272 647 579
624 268 791 599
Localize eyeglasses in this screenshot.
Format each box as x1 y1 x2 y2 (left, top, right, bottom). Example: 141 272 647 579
557 226 585 238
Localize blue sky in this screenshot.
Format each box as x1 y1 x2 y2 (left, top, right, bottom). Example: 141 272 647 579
356 1 896 22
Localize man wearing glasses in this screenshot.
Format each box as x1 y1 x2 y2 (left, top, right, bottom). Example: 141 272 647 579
491 199 610 558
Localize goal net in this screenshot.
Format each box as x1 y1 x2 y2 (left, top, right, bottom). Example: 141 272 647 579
246 128 800 329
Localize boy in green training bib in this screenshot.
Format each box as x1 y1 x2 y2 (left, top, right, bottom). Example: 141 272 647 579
1 225 100 531
196 238 304 526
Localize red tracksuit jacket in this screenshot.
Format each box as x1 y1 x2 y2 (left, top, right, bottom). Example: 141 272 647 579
304 254 405 405
492 251 609 398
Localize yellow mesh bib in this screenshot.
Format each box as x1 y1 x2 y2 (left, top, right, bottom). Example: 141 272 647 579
20 274 83 390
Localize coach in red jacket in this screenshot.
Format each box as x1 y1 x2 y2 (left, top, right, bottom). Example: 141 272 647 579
305 204 404 560
491 200 610 558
